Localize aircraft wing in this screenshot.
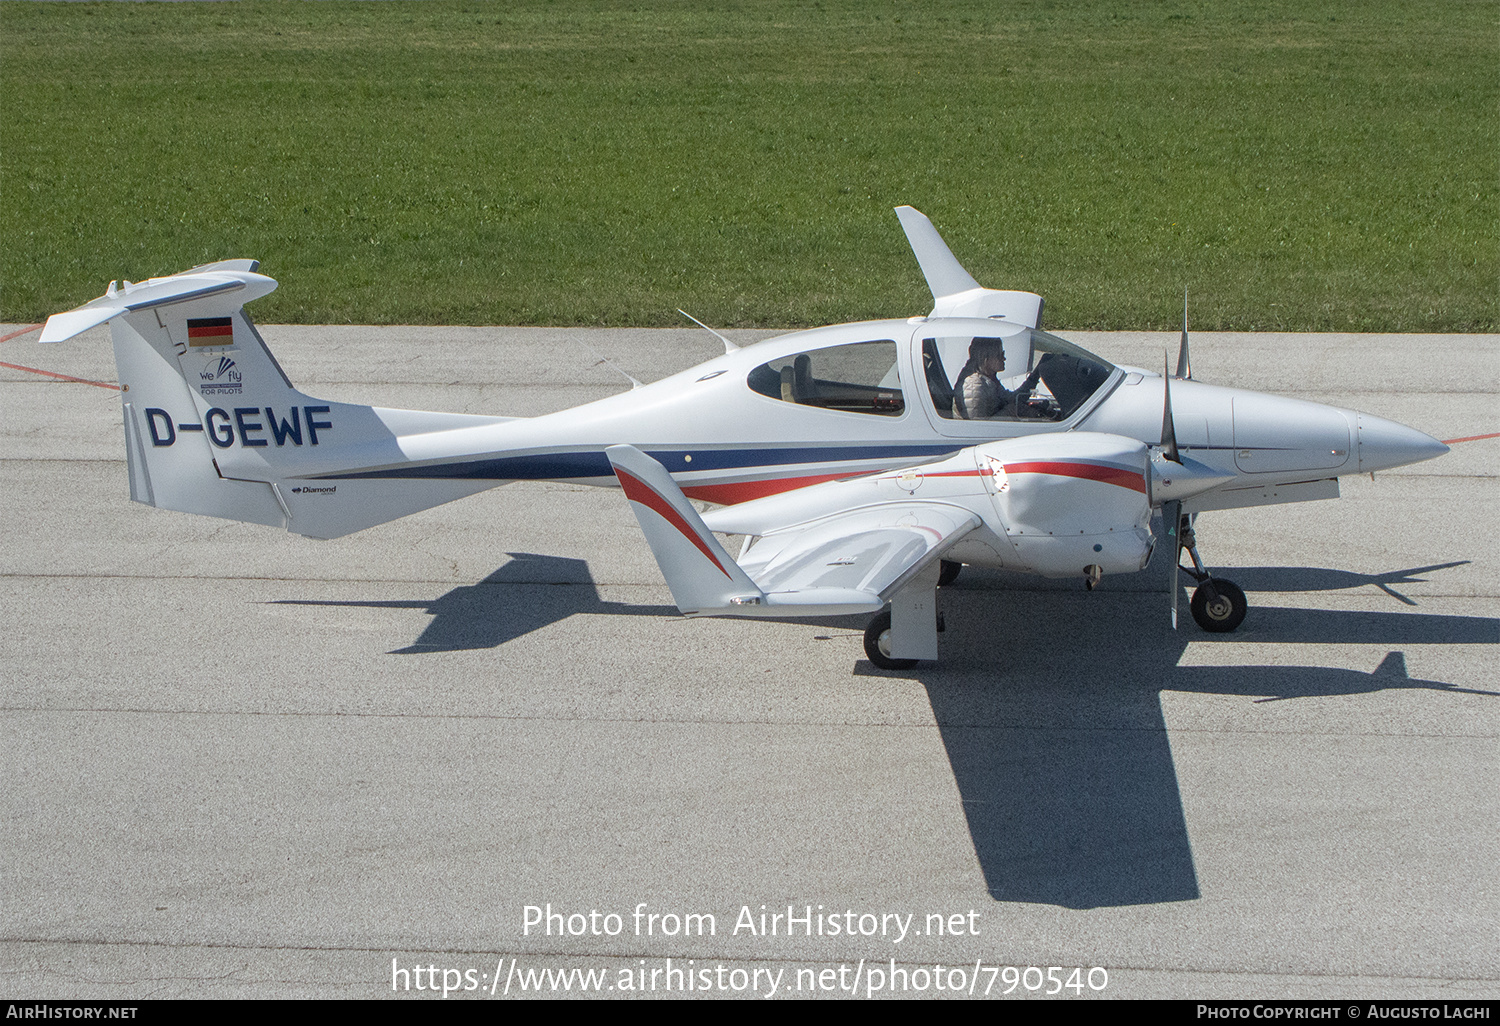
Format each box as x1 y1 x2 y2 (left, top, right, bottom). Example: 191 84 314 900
606 444 979 617
736 503 979 602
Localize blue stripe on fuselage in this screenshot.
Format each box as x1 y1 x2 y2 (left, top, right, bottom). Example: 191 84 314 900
315 444 963 481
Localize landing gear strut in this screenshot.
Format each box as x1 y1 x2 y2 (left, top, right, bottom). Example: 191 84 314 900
863 610 917 671
1174 511 1247 633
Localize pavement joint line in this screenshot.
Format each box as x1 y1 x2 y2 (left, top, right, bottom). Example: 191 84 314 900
0 576 1494 600
0 937 1496 986
0 572 666 587
3 707 1496 738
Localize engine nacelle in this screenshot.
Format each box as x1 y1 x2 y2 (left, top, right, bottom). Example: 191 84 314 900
974 433 1155 579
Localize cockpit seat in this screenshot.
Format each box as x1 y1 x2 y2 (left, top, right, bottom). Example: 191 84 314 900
793 354 814 400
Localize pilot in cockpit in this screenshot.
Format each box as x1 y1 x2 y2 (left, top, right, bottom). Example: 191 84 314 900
953 337 1042 420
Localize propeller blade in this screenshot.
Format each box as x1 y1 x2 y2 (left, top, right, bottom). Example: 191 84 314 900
1161 353 1182 464
1171 540 1181 629
1175 287 1192 379
1165 499 1182 629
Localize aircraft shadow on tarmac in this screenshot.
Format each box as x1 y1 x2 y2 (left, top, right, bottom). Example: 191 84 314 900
271 552 677 654
890 581 1497 911
1211 561 1471 607
275 553 1497 912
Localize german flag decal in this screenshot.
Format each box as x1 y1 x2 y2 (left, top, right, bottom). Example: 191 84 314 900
187 317 233 346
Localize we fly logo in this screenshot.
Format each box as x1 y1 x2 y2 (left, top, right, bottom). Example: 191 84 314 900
198 355 243 395
201 356 238 382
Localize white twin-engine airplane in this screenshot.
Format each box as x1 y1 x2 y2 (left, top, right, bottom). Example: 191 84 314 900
41 207 1448 668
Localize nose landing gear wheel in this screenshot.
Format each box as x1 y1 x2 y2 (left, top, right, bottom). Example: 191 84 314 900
1190 580 1247 633
863 610 918 670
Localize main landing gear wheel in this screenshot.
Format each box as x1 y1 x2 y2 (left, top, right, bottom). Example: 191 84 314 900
863 610 918 670
938 560 962 587
1190 580 1247 633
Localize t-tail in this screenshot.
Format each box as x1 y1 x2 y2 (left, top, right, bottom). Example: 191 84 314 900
40 261 516 538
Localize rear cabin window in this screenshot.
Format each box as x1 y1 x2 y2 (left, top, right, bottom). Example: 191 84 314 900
747 340 904 416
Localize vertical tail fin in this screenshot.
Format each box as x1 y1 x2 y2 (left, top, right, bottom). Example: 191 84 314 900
605 445 764 614
42 264 514 538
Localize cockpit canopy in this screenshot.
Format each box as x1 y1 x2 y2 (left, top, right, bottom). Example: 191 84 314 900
745 321 1116 424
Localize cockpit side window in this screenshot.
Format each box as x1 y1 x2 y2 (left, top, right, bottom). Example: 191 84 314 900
924 335 1036 420
747 340 904 416
923 330 1114 422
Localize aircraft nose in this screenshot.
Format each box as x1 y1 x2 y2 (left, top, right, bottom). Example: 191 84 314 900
1356 413 1449 473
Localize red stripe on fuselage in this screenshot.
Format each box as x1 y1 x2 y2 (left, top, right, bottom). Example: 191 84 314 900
683 465 988 504
680 472 849 505
614 468 732 578
1003 461 1147 493
922 467 992 479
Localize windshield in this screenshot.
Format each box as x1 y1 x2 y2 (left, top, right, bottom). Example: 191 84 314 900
1026 329 1116 415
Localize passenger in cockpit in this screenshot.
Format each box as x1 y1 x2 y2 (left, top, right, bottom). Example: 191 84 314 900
953 337 1040 420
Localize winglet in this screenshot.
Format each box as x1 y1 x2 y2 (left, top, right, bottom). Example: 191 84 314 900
894 206 1044 326
605 445 762 614
895 205 982 300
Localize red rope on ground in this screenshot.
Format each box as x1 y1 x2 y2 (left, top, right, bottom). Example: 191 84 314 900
0 324 44 343
0 361 121 390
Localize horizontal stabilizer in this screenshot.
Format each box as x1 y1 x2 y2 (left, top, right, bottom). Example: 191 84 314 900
40 269 274 343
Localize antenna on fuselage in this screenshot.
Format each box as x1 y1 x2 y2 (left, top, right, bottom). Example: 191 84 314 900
575 339 643 390
1176 288 1193 380
676 309 740 354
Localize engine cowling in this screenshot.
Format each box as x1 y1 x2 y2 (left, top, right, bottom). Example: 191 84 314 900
974 433 1155 579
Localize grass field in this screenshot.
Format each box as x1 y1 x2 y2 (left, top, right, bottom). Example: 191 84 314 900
2 0 1495 330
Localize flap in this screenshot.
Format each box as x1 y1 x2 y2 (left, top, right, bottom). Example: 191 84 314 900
740 501 980 601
